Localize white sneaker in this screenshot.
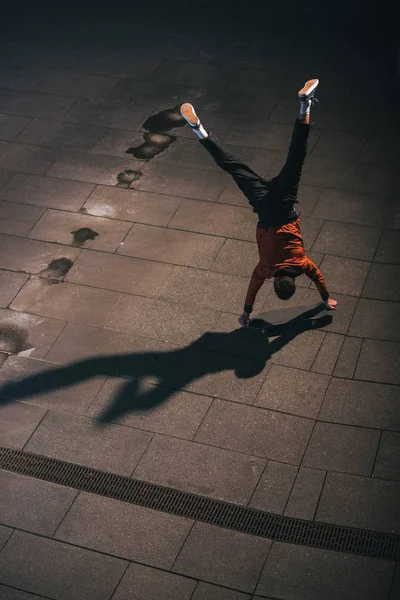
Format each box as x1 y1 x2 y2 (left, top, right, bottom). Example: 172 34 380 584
298 79 319 115
180 103 201 128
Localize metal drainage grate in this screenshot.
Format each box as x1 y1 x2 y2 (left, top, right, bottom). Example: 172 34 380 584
1 445 399 561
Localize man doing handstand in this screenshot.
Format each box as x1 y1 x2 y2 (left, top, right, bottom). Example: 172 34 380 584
180 79 337 326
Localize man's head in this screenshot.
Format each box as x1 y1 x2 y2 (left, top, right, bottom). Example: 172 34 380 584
274 275 296 300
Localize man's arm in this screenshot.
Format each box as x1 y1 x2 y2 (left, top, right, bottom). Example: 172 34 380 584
303 258 337 310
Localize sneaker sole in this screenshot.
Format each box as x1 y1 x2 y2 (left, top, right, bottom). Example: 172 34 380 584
180 103 200 127
298 78 319 99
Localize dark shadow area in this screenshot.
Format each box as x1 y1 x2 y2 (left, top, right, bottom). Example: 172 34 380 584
126 107 183 160
251 302 332 330
71 228 99 245
116 170 141 187
0 315 330 425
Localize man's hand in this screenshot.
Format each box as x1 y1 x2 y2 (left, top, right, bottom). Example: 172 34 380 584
325 298 338 311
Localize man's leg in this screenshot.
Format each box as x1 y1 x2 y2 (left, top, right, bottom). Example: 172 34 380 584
180 103 267 209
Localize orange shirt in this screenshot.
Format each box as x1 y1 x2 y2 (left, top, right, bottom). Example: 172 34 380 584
257 218 328 297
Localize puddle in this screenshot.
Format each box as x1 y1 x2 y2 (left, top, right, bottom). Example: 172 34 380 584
71 228 99 244
142 107 185 132
116 170 141 187
40 257 74 280
0 321 32 355
127 132 176 159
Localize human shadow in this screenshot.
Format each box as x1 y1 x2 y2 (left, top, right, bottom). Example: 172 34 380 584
0 315 331 426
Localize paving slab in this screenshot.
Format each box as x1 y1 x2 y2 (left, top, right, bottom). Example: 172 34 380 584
0 172 94 211
312 220 382 261
0 114 31 141
63 97 154 130
311 332 344 375
301 156 369 193
312 189 390 227
311 130 366 161
255 364 330 419
268 329 325 370
173 523 272 593
0 169 13 188
0 140 59 175
0 308 66 358
332 335 362 378
302 422 380 476
28 208 132 252
358 134 399 163
362 263 400 302
210 239 260 277
82 185 183 225
256 542 394 600
111 562 197 600
0 89 75 119
17 119 108 151
373 431 400 481
0 270 29 307
317 255 370 297
269 98 362 131
0 470 78 535
349 298 400 341
117 223 225 268
192 582 251 600
355 339 400 385
34 71 117 99
88 377 212 439
319 378 400 431
81 53 162 79
195 398 314 465
249 460 297 514
0 233 81 274
55 492 192 569
316 472 400 533
11 278 120 328
284 467 326 521
0 526 12 551
0 200 44 237
25 410 153 474
134 433 265 504
93 129 148 158
375 230 400 264
47 149 143 186
0 586 49 600
0 401 46 449
225 121 303 152
0 530 127 600
363 164 400 197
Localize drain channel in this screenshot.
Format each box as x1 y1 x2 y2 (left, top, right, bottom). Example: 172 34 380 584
1 446 399 561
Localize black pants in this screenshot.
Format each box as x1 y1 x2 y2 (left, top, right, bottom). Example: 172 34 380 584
200 119 311 227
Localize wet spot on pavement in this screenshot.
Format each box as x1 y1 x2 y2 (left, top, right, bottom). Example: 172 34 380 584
0 321 31 354
127 132 176 159
71 228 99 245
143 107 185 132
40 257 74 280
116 170 140 187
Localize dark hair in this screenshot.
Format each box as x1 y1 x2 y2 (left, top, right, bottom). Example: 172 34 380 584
274 275 296 300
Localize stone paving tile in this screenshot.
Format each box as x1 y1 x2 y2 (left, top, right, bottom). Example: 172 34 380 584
55 492 192 569
300 156 369 193
135 434 265 504
11 278 120 328
0 401 46 449
320 378 400 432
0 89 75 119
28 209 132 252
0 530 127 600
93 129 147 158
375 230 400 264
312 220 382 261
45 321 162 364
316 472 400 533
293 216 324 251
363 164 400 197
112 562 197 600
135 162 229 201
0 234 81 274
16 119 108 151
34 71 117 99
0 140 59 175
0 526 12 551
192 582 251 600
47 149 143 186
249 461 297 514
311 130 366 161
317 255 370 296
150 60 238 89
0 173 95 211
82 185 183 225
82 53 162 80
210 239 260 277
312 188 390 227
195 399 314 465
373 432 400 481
88 377 212 439
225 121 304 153
311 332 344 375
155 343 268 404
0 270 29 307
255 365 330 418
303 422 380 476
66 250 173 295
0 587 49 600
0 200 44 236
355 339 400 385
256 542 393 600
0 354 106 413
268 329 325 370
333 336 362 378
229 69 292 96
158 266 268 314
284 467 326 521
390 566 400 600
118 224 225 268
0 470 78 535
358 134 399 163
349 298 400 342
0 168 13 188
0 114 31 141
173 523 271 593
362 263 400 302
269 98 362 131
25 410 153 474
0 308 66 358
168 200 255 241
63 98 154 130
